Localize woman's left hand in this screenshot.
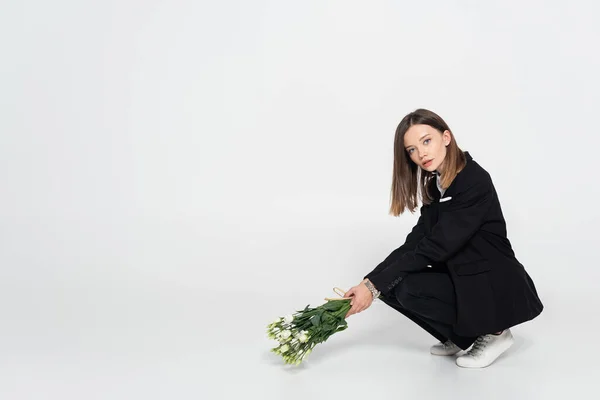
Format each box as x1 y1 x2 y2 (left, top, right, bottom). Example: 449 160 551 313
344 280 375 318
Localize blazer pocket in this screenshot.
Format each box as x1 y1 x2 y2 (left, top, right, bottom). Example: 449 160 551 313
454 259 491 276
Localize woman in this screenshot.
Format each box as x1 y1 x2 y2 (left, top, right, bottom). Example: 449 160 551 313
343 108 543 368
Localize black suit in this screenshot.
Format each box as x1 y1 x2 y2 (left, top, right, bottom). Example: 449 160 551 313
364 151 543 342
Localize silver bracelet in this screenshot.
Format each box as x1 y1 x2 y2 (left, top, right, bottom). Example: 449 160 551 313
364 279 381 300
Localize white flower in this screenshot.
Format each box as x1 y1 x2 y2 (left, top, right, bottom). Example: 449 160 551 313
298 333 308 343
280 330 291 339
283 314 294 324
280 344 289 353
293 330 309 343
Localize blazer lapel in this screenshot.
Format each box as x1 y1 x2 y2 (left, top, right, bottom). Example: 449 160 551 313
436 151 473 203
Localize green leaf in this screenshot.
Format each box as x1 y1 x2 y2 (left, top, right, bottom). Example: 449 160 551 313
311 314 321 327
322 300 348 311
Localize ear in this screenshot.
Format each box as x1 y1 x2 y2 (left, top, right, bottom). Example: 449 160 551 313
443 130 452 146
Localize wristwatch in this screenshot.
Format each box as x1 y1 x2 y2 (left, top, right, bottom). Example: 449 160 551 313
364 279 381 300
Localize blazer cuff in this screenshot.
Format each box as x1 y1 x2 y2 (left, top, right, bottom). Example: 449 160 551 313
365 253 430 296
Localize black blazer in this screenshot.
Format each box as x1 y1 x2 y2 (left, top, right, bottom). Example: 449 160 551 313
364 151 543 337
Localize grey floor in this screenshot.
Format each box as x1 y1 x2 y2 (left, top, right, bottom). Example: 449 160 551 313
2 282 597 399
1 203 596 400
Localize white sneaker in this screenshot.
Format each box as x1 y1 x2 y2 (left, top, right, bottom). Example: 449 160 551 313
430 339 462 356
455 329 514 368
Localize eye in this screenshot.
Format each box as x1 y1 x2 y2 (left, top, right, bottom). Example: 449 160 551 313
424 139 431 145
407 148 414 154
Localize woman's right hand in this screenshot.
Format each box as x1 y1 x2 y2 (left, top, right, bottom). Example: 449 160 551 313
344 280 375 318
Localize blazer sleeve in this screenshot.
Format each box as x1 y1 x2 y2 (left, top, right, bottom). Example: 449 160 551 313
368 178 495 296
363 206 427 282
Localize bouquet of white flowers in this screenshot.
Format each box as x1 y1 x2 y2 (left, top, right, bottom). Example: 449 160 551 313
266 287 352 365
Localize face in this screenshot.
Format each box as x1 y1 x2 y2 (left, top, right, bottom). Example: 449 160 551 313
403 124 451 173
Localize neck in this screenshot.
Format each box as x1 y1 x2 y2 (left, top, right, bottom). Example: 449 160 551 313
436 158 447 175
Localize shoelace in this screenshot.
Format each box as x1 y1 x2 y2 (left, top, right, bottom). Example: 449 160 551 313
466 335 492 357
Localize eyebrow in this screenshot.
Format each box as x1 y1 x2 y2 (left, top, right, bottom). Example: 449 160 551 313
404 133 430 149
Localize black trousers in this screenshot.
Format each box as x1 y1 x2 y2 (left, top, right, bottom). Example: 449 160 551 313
377 268 478 350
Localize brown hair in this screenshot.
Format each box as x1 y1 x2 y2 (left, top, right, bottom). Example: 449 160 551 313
389 108 466 216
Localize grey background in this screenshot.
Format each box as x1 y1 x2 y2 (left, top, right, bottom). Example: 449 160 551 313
1 0 598 399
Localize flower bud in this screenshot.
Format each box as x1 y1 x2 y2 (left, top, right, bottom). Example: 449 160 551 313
280 330 291 339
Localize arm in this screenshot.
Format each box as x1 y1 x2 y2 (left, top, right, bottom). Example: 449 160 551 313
368 178 495 296
363 206 427 282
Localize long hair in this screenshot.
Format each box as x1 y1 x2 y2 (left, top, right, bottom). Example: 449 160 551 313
389 108 466 216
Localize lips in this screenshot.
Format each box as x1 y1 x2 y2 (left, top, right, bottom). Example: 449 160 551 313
423 159 433 167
